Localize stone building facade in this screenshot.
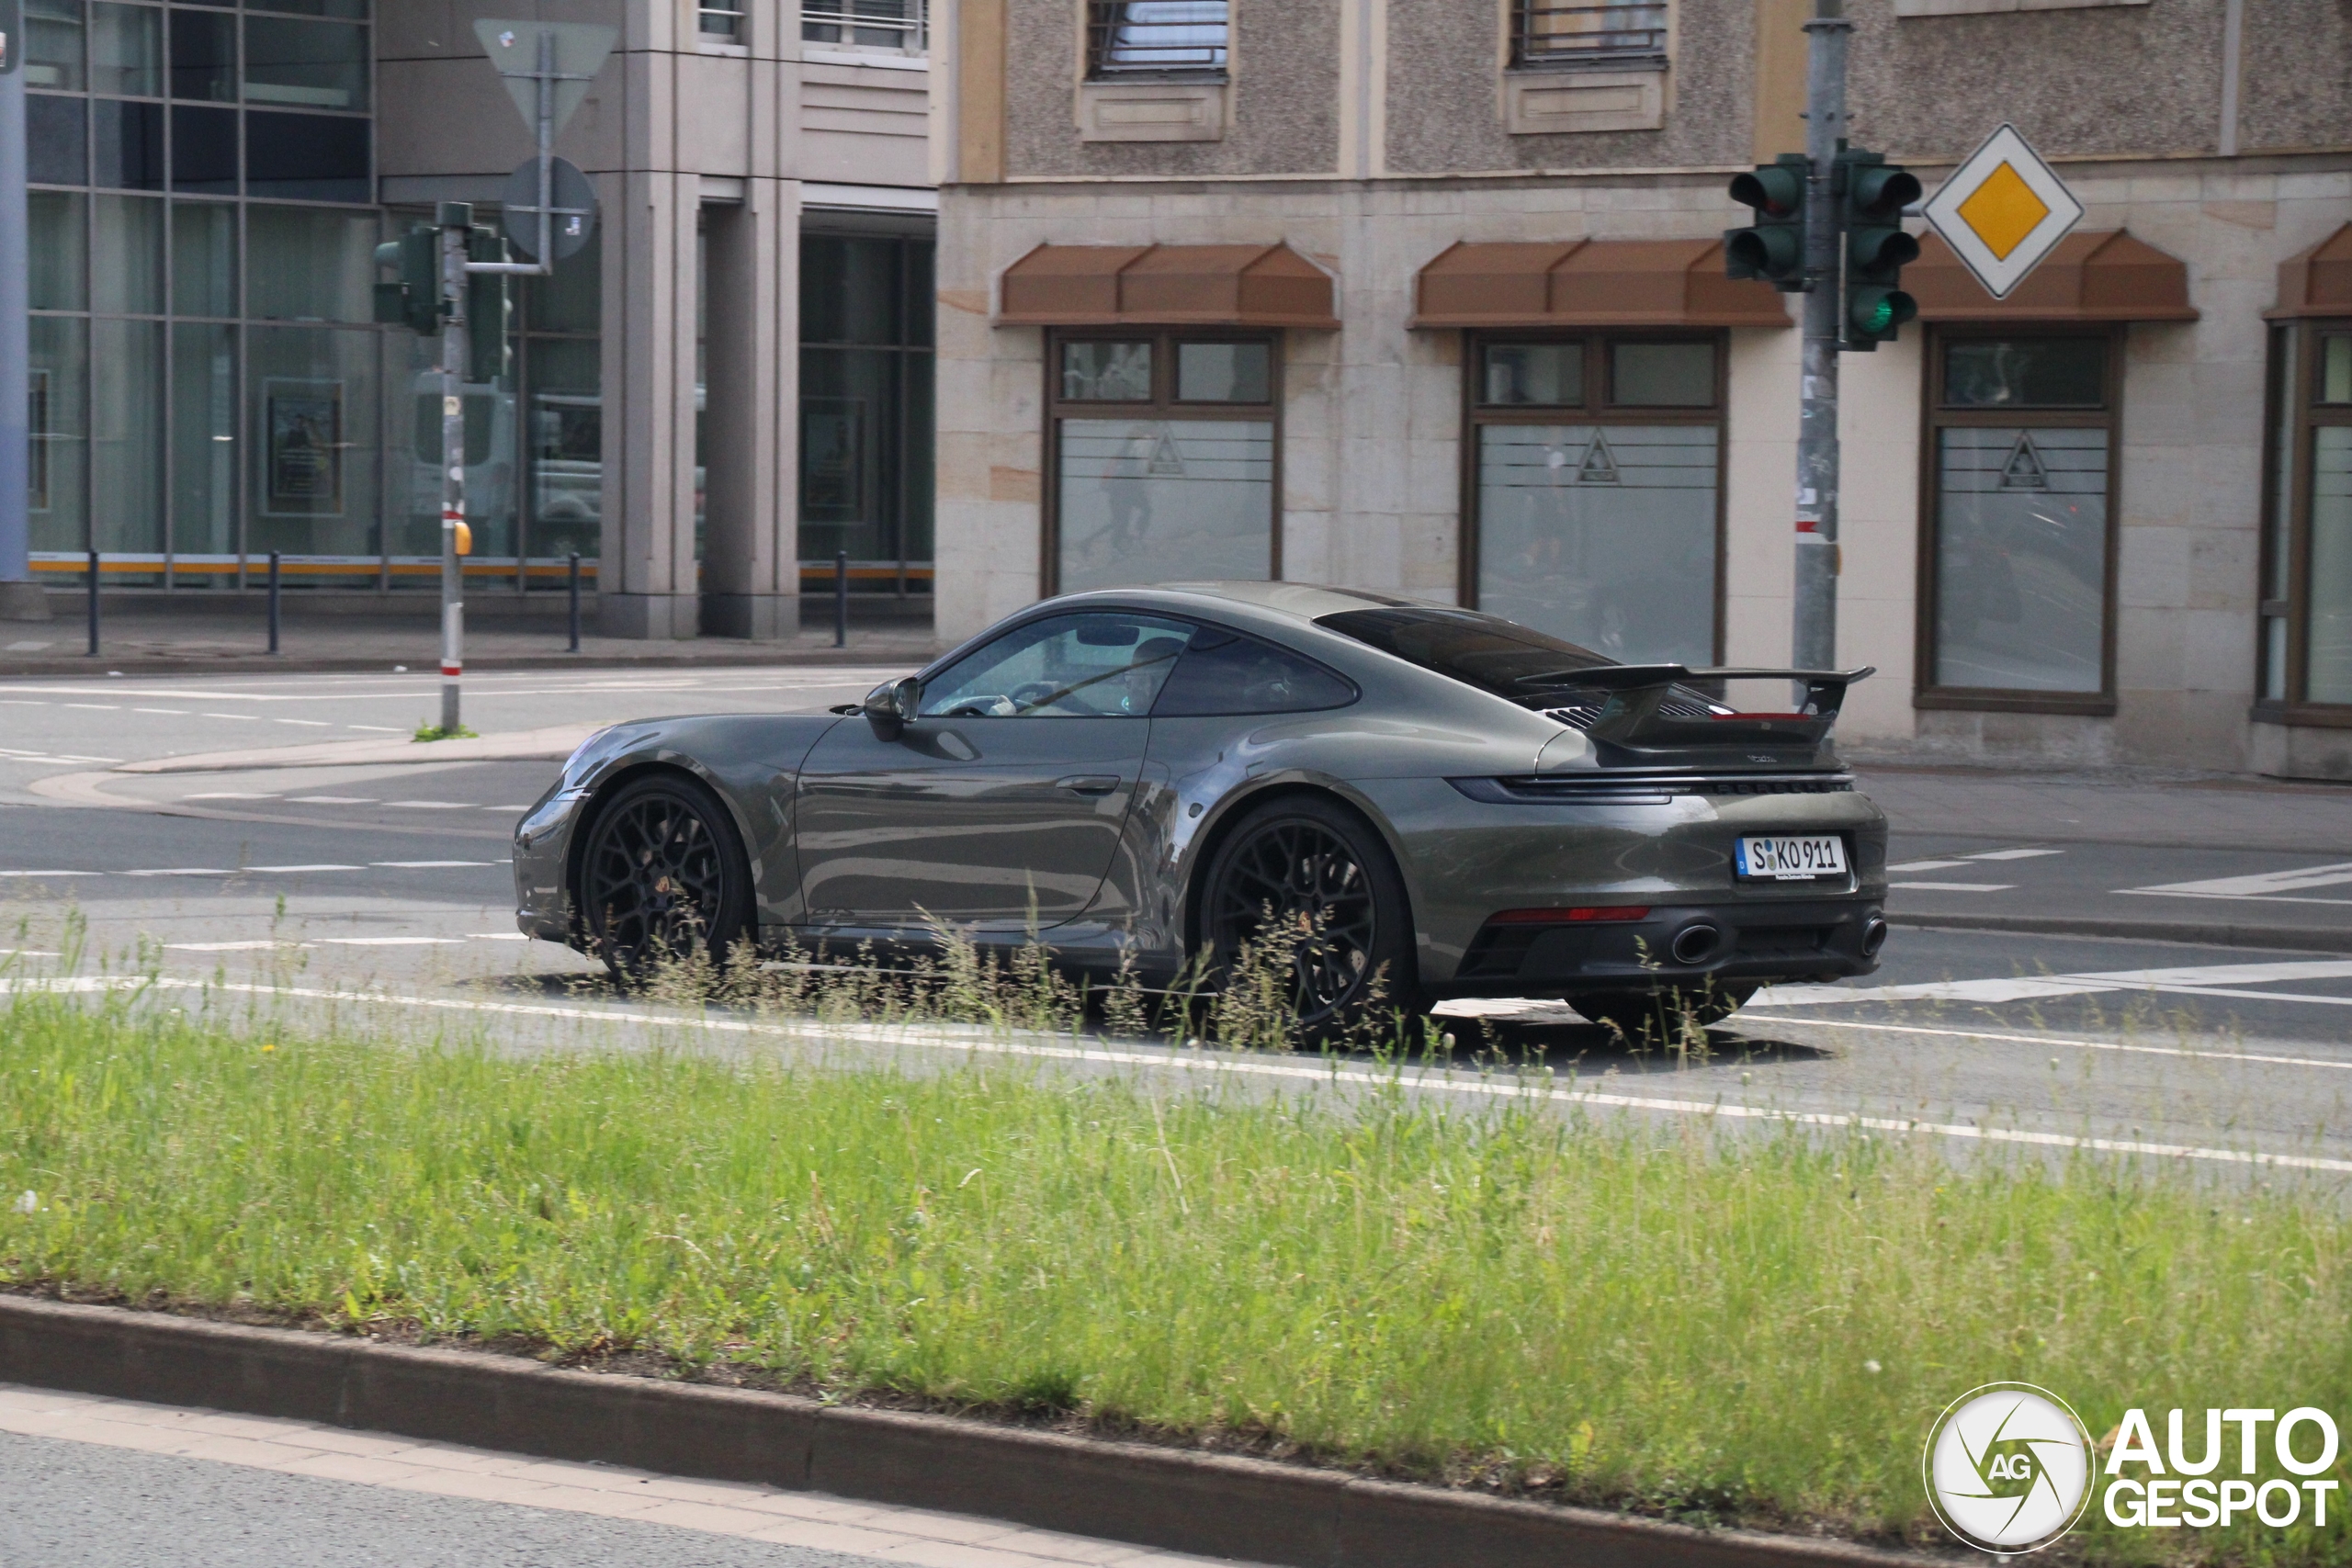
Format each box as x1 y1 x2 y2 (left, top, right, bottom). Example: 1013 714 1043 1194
932 0 2352 774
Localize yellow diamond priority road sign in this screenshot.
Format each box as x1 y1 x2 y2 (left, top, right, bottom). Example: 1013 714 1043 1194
1922 123 2084 300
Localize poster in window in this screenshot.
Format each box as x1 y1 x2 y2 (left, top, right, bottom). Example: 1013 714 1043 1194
27 369 48 513
801 398 865 520
264 378 344 515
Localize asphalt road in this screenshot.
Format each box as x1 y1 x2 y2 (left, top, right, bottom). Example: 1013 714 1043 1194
6 666 2352 1178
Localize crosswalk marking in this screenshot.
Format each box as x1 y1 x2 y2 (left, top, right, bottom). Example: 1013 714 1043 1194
2123 862 2352 898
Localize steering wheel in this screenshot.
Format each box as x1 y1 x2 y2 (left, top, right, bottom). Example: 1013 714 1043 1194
1009 681 1059 711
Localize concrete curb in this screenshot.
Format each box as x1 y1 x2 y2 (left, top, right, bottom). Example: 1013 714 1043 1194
0 1296 1946 1568
1888 911 2352 953
110 725 601 774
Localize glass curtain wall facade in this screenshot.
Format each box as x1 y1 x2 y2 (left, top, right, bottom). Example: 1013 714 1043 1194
800 231 934 599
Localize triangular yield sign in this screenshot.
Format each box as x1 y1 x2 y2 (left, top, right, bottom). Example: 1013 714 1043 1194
1998 432 2049 491
1576 431 1620 485
473 20 618 138
1146 428 1185 476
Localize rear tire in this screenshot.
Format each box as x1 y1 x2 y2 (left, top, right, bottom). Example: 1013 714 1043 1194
1572 983 1758 1045
1198 795 1421 1040
576 773 753 984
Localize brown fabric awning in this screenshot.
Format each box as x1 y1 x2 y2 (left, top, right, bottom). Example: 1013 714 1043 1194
1412 239 1792 329
1907 230 2197 322
997 243 1339 328
2269 224 2352 320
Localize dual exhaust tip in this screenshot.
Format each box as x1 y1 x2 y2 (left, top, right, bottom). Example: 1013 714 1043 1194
1665 914 1888 966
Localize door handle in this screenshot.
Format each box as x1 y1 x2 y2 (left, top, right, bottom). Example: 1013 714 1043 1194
1055 774 1121 796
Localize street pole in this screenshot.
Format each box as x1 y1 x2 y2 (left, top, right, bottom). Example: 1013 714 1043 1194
438 200 471 734
0 51 42 623
1792 0 1851 672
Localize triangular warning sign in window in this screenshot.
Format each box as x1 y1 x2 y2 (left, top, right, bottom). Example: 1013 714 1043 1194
1147 427 1185 477
1998 432 2049 491
1575 432 1620 485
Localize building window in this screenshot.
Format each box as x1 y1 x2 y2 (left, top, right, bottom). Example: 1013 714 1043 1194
697 6 744 42
2258 323 2352 713
1510 0 1668 71
800 231 935 601
803 0 929 53
1919 332 2118 709
1046 329 1276 596
1087 1 1228 77
1464 334 1722 666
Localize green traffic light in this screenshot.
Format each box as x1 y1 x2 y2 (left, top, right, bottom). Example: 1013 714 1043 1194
1860 295 1895 333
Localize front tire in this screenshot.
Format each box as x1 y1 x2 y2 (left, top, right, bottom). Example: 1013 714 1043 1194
577 773 753 982
1199 795 1420 1038
1572 983 1758 1044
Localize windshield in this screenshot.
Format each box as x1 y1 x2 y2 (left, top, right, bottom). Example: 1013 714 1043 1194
1315 606 1617 708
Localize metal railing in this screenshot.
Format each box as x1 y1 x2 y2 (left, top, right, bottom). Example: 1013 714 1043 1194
1087 0 1229 76
1511 0 1669 69
802 0 930 54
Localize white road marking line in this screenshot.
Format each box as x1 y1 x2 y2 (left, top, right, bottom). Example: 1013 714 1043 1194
273 718 333 727
1966 848 2063 861
0 750 123 765
18 975 2349 1177
469 932 531 941
62 704 119 711
1889 881 2015 892
165 941 310 953
120 868 236 877
132 708 189 716
0 950 62 957
2071 960 2352 986
384 801 471 810
371 860 501 868
0 871 98 878
4 641 51 652
1887 859 1973 872
2116 889 2352 908
1762 1014 2352 1072
2126 862 2352 897
481 805 532 812
1756 959 2352 1010
285 796 375 805
1756 976 2117 1006
201 713 260 722
182 792 280 801
313 937 464 947
347 725 406 732
246 864 364 873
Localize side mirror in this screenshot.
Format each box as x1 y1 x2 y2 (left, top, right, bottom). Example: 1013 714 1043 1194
863 675 921 739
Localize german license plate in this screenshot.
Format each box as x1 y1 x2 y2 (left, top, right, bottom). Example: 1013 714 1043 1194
1735 834 1847 881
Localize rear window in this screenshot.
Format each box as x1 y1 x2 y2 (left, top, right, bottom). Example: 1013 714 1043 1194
1315 605 1614 709
1154 626 1357 716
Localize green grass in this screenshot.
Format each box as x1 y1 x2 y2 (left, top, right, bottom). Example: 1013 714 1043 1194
411 721 481 742
1 987 2346 1562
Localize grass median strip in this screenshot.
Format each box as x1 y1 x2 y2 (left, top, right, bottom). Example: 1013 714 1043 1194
0 988 2346 1562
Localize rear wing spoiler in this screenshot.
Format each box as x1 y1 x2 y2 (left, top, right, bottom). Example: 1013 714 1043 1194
1528 664 1876 757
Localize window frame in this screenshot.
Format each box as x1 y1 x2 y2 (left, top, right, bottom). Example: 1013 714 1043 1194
1913 325 2124 716
1084 0 1230 82
2254 318 2352 727
1507 0 1670 73
1457 328 1730 664
1040 325 1283 598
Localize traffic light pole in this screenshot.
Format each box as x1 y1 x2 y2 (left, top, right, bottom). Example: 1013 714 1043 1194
1792 0 1852 672
437 202 471 735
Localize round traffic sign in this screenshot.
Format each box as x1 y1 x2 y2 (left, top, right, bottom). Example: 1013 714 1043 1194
501 156 598 263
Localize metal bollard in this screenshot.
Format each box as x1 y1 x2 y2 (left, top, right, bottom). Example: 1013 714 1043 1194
85 550 98 657
266 551 282 654
833 548 848 649
567 552 582 652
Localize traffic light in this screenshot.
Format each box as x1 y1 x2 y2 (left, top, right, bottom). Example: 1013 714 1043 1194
466 229 511 386
1724 154 1809 292
1838 151 1921 352
372 227 441 336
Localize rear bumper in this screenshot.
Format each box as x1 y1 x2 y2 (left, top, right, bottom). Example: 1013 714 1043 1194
1428 897 1883 999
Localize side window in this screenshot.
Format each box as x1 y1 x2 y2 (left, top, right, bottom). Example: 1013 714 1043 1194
1152 626 1356 716
918 612 1192 718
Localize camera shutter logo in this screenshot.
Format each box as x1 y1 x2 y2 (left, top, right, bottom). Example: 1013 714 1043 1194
1925 1383 2095 1553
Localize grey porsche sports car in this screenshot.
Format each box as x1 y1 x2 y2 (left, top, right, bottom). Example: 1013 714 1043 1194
514 581 1888 1032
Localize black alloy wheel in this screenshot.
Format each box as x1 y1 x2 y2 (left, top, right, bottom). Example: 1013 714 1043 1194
1201 795 1419 1032
578 773 752 980
1573 983 1758 1045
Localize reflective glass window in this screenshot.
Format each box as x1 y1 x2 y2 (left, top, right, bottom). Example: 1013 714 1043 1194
170 104 237 192
243 17 368 112
247 325 379 560
1153 626 1355 715
799 234 903 344
1061 341 1151 401
1942 338 2106 408
28 314 89 553
28 94 88 186
94 317 166 554
27 0 86 91
29 190 88 311
248 0 367 17
1482 343 1581 406
1091 0 1227 73
1058 418 1272 592
1611 341 1715 407
173 321 240 559
919 612 1195 718
93 193 164 313
245 204 376 321
244 109 368 202
1933 427 2109 693
172 200 238 317
92 97 164 188
2307 425 2352 703
1175 342 1269 403
2321 333 2352 406
169 8 236 100
91 2 162 96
